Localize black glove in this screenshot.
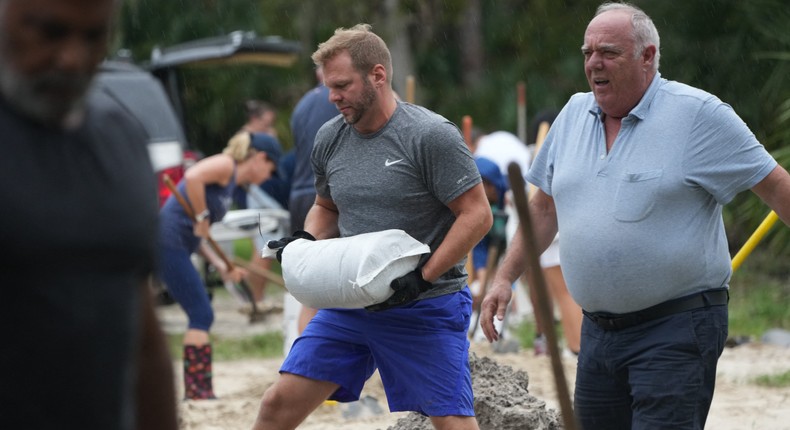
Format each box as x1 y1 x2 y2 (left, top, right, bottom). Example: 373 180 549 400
365 269 432 312
266 230 316 262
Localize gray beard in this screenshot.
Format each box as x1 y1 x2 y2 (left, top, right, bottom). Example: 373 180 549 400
0 57 92 129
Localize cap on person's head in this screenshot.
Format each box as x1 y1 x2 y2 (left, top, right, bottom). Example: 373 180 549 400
250 132 282 165
475 156 508 196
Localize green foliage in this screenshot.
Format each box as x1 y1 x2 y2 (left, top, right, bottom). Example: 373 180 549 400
512 318 538 350
511 317 573 352
118 0 790 250
116 0 789 137
233 238 254 261
168 332 284 361
117 0 311 155
213 332 284 360
729 254 790 338
754 370 790 388
175 65 301 154
649 0 790 142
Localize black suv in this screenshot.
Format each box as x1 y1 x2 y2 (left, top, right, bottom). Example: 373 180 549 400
92 60 193 206
93 31 301 206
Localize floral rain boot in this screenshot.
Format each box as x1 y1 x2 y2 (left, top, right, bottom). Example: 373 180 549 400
183 344 217 400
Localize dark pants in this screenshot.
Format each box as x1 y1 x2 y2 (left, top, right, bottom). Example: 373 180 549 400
159 247 214 331
574 305 728 430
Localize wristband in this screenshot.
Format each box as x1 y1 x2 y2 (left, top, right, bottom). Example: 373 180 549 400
195 209 210 223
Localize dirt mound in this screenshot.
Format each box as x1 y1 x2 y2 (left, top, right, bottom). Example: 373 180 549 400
387 354 562 430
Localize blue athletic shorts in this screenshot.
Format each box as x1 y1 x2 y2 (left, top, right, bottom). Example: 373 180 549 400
281 287 475 417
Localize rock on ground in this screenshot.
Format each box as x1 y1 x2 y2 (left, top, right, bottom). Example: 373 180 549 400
387 354 563 430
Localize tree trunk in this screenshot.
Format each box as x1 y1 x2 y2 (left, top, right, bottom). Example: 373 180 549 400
459 0 484 88
379 0 416 101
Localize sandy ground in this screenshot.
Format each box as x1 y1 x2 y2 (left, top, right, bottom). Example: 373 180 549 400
158 292 790 430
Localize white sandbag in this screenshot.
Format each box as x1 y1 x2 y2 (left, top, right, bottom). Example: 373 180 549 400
276 229 430 309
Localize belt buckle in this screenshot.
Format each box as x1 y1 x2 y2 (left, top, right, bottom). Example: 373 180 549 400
603 316 621 330
602 314 631 330
586 311 627 330
592 314 615 330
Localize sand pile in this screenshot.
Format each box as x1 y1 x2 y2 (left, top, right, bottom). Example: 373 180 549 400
388 353 562 430
159 292 790 430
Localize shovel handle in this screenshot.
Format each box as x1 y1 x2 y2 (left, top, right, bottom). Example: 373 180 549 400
162 174 234 271
508 163 578 430
731 210 779 272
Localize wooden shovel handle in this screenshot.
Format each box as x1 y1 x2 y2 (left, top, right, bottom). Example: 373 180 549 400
507 163 578 430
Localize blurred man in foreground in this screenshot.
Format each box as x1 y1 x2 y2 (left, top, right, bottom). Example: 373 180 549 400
0 0 177 428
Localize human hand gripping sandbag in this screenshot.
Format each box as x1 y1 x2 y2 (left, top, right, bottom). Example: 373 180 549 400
364 268 432 312
263 230 316 262
273 229 431 309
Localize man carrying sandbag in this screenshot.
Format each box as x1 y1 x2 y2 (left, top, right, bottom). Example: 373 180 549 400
252 24 492 430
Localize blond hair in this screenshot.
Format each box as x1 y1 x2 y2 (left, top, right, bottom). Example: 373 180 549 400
311 24 393 85
223 132 253 162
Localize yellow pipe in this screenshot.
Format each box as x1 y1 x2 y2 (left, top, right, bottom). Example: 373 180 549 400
731 211 779 272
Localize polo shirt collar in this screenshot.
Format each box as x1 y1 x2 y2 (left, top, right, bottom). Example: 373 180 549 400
588 72 663 121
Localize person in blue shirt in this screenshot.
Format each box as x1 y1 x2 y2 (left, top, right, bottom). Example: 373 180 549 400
286 66 341 341
481 3 790 429
470 157 508 304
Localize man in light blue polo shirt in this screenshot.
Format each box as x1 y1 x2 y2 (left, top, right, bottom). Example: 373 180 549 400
480 2 790 429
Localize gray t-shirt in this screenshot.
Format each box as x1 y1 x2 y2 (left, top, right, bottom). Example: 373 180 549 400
528 73 776 313
312 101 481 296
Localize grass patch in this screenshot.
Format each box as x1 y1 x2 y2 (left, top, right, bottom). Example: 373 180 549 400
729 262 790 338
234 238 254 261
754 370 790 388
167 331 284 361
212 332 284 361
165 289 285 361
511 318 572 350
511 319 537 349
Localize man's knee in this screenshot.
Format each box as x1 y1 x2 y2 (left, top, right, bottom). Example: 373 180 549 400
254 378 328 430
252 384 286 429
259 383 286 414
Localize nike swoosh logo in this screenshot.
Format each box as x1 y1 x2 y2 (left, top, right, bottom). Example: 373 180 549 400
385 159 404 167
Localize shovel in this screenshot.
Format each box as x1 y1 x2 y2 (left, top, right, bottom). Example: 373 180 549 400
507 163 578 430
163 174 265 323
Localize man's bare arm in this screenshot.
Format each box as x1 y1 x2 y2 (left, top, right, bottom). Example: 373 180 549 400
304 194 340 240
419 183 492 282
752 165 790 226
480 187 558 342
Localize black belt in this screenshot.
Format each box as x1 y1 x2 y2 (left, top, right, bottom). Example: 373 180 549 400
583 288 729 331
